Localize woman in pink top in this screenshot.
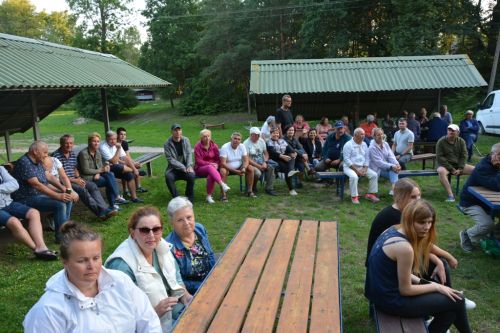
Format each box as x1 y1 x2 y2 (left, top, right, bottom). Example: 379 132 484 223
315 117 333 143
194 129 230 204
293 114 310 139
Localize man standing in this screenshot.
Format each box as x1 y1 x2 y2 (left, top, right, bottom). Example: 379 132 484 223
243 127 276 196
458 143 500 252
406 112 421 141
392 118 414 170
315 121 352 172
53 134 117 220
436 124 474 202
164 124 196 202
343 128 380 204
275 94 294 134
220 132 255 201
459 110 479 162
11 141 73 243
440 104 453 125
100 131 143 203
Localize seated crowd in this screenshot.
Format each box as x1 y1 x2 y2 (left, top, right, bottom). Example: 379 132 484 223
2 96 495 332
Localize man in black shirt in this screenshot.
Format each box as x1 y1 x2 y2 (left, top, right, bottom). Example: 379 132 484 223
275 94 294 135
164 124 195 202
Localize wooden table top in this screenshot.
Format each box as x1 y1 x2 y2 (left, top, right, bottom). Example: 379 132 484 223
468 186 500 206
172 218 342 333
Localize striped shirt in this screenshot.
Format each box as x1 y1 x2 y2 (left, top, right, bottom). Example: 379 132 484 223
52 148 78 178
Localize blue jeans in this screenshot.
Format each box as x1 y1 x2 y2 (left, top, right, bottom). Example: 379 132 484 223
17 195 72 242
93 172 119 207
379 169 399 185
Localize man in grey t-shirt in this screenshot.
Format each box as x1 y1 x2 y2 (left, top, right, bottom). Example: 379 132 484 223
243 127 276 196
392 118 414 170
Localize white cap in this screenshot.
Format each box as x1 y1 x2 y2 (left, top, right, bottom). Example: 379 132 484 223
448 124 459 132
249 127 261 135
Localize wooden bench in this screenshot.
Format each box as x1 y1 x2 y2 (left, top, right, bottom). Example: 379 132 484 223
468 186 500 219
135 152 163 176
200 121 225 130
399 170 461 195
410 153 436 170
374 308 428 333
173 218 342 333
315 171 347 199
413 141 436 154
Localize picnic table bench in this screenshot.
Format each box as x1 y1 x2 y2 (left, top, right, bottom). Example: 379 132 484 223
468 186 500 219
173 218 342 333
374 308 427 333
410 153 436 169
200 121 225 129
135 152 163 176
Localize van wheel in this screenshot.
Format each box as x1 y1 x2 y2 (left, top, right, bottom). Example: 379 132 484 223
478 122 485 134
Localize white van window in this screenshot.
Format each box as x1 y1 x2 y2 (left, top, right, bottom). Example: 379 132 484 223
483 94 495 108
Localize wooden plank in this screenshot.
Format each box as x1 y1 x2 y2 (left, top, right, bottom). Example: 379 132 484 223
241 219 300 333
172 218 263 333
276 220 318 333
375 309 427 333
310 221 341 333
208 218 282 333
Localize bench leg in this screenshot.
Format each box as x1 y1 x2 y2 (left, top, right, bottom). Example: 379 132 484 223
146 162 153 177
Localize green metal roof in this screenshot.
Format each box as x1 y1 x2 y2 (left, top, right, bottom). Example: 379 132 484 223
0 33 171 89
250 55 486 94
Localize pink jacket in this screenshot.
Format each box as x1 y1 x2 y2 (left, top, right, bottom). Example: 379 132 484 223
194 140 220 172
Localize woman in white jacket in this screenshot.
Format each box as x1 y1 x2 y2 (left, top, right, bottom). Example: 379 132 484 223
23 221 161 333
105 206 192 333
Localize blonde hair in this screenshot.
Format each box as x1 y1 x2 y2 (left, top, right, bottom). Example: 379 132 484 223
200 129 211 138
88 132 101 144
401 200 436 276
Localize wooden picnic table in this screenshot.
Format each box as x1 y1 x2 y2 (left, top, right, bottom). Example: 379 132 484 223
173 218 342 333
468 186 500 218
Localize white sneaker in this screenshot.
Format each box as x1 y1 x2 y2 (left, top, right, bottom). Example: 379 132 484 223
465 298 476 310
288 170 299 177
206 195 215 204
221 182 230 193
289 189 298 196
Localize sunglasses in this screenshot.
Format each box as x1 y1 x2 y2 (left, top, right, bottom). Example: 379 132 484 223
136 226 163 235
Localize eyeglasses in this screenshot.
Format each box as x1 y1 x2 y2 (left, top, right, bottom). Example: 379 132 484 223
136 226 163 235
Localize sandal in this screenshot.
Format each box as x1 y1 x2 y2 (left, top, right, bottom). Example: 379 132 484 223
221 197 229 203
34 249 58 261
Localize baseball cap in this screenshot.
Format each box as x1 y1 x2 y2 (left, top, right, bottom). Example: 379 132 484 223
171 123 182 130
447 124 459 132
249 127 261 135
335 120 344 129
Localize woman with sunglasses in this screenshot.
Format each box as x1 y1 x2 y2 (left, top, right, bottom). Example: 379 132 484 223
165 197 216 295
366 200 472 333
24 221 161 332
105 206 192 333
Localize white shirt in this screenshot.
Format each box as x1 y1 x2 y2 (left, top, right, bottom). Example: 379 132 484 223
243 137 267 164
23 267 162 333
220 142 247 169
48 157 63 177
343 139 369 167
99 141 126 162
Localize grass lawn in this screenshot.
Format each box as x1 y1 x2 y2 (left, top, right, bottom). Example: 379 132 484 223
0 100 499 332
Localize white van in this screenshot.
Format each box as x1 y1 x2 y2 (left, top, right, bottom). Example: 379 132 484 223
477 90 500 134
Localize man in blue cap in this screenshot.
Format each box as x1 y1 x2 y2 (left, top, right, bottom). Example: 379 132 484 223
314 120 352 172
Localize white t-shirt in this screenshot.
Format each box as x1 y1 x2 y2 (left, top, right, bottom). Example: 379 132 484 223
99 141 126 162
49 157 63 177
220 142 247 169
243 138 267 164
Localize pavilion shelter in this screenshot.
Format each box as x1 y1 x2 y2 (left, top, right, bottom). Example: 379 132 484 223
249 55 487 123
0 33 170 161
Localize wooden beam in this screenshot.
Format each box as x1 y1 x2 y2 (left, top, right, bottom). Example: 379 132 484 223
4 131 12 161
101 88 110 133
30 91 41 141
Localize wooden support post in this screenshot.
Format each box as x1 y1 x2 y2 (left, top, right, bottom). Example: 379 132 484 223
437 89 441 113
30 91 41 141
4 131 12 162
101 88 110 133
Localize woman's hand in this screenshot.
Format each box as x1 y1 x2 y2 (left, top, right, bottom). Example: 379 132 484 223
180 292 193 305
430 261 446 285
154 297 179 317
448 256 459 269
435 284 463 302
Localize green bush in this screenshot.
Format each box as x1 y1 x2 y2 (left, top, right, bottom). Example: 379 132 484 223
74 88 138 120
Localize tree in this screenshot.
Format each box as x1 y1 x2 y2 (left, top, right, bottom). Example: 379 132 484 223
66 0 132 53
0 0 41 38
74 88 138 120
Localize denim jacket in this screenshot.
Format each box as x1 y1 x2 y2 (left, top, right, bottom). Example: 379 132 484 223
165 223 216 294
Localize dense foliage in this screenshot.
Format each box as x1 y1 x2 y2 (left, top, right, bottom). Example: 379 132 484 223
73 89 138 120
2 0 500 116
